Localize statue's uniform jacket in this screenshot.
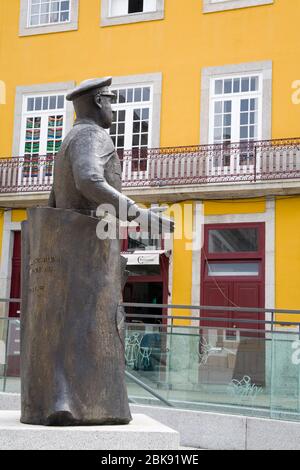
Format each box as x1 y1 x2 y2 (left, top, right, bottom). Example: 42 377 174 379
50 118 123 212
21 119 132 426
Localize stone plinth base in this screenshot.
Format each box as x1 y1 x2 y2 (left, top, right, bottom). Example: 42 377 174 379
0 412 179 450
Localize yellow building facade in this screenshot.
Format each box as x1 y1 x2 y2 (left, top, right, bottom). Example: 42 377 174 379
0 0 299 328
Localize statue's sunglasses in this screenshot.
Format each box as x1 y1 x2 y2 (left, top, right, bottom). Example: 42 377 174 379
98 91 117 104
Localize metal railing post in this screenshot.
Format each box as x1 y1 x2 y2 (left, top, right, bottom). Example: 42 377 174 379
254 144 257 182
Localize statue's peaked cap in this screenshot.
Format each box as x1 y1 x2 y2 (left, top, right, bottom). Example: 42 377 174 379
66 77 114 101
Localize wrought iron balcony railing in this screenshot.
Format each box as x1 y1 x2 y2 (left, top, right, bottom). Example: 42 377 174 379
1 138 300 194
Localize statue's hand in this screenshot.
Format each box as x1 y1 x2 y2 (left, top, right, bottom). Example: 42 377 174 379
136 207 174 235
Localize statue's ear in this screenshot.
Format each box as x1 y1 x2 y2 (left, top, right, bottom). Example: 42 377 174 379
94 93 102 110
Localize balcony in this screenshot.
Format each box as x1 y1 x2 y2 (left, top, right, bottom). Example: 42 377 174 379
1 138 300 206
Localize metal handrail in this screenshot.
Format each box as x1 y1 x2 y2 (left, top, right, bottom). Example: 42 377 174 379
125 371 173 408
122 302 300 315
1 137 300 193
2 298 300 316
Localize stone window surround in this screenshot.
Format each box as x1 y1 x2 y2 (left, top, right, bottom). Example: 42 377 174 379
19 0 79 37
200 60 273 144
101 0 165 27
203 0 273 14
12 81 75 157
111 72 162 149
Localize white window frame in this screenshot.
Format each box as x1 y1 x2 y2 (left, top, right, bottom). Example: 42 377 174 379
12 82 75 157
111 73 162 181
19 0 79 36
200 61 272 145
111 85 153 152
19 93 68 157
203 0 273 14
208 72 263 145
111 73 162 149
201 61 272 177
101 0 164 27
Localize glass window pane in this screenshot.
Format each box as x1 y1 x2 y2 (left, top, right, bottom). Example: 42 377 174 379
30 15 40 26
223 128 231 140
250 98 257 111
143 87 150 101
132 135 140 146
214 101 222 114
214 128 222 141
207 262 259 277
128 0 144 14
133 122 140 133
250 112 256 124
251 76 259 91
51 1 60 12
134 88 142 102
43 96 49 110
41 3 50 14
208 227 259 253
50 12 60 23
240 127 248 139
40 13 49 24
233 78 240 93
27 98 34 111
57 95 65 109
224 79 232 94
118 110 125 121
240 113 248 125
141 134 148 146
119 90 126 103
117 136 124 147
223 114 231 126
241 77 250 92
224 101 232 113
241 99 249 112
60 11 69 22
133 109 141 120
215 80 223 95
50 96 57 109
127 88 133 103
35 97 42 110
214 115 222 127
61 1 70 11
31 4 40 15
118 123 125 134
142 108 149 120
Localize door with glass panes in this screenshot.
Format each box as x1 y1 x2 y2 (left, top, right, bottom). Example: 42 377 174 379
209 74 262 177
110 85 152 181
19 93 66 185
201 223 265 337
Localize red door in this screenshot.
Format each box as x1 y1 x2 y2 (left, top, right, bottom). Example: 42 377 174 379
201 223 265 335
200 223 265 385
7 231 21 377
9 231 21 318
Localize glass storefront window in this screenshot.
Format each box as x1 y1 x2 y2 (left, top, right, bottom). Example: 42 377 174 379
128 232 162 252
208 227 259 253
207 262 260 277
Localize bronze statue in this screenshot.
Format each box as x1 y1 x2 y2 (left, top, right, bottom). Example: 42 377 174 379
20 77 173 426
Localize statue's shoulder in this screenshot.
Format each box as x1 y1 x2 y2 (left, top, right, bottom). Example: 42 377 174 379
65 121 115 159
69 122 113 146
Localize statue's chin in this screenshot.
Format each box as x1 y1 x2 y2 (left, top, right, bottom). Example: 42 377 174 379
102 122 112 129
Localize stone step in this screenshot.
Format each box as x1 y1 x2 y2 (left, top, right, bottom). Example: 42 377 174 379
0 411 180 450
